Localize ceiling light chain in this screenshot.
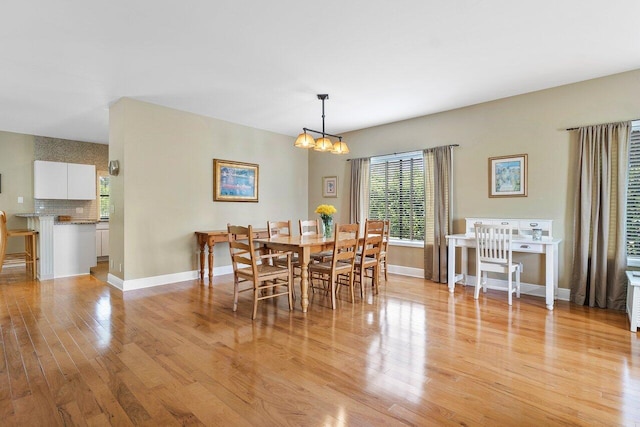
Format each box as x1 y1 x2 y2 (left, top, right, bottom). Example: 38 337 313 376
294 94 349 154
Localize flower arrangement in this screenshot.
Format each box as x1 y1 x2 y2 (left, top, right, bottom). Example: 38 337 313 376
315 204 337 219
315 204 337 238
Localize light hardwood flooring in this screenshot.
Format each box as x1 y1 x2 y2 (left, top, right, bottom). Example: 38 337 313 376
0 266 639 426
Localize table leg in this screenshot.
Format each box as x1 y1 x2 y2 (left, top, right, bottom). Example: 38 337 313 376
207 240 214 286
448 239 455 292
300 248 310 313
545 244 555 310
198 237 206 281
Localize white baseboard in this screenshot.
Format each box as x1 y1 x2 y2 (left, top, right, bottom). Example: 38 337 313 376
108 270 198 291
388 264 424 278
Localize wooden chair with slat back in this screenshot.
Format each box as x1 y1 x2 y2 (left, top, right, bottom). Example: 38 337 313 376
267 220 301 287
474 223 521 305
299 219 333 262
0 211 38 279
353 219 384 298
378 219 390 281
308 223 360 309
227 224 294 319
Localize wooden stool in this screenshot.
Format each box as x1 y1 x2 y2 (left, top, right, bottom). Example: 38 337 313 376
6 229 38 279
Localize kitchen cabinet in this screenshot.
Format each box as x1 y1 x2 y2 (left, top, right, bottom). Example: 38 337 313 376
53 223 97 278
34 160 67 199
96 222 109 257
34 160 96 200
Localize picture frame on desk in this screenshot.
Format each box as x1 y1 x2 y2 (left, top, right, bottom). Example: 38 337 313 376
213 159 259 202
488 154 527 198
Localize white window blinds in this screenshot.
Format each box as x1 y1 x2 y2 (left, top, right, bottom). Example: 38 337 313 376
627 124 640 257
369 152 425 241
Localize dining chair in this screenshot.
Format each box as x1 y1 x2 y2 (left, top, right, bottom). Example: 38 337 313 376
308 223 360 309
299 219 333 262
378 219 390 282
267 220 301 285
474 223 521 305
0 211 38 279
353 219 384 298
227 224 294 319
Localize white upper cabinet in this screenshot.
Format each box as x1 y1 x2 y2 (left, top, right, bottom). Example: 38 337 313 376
67 163 96 200
34 161 96 200
34 160 67 199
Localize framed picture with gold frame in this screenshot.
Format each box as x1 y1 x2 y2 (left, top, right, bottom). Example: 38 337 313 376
488 154 527 198
213 159 259 202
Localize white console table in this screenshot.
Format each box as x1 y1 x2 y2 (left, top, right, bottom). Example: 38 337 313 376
446 218 562 310
626 271 640 332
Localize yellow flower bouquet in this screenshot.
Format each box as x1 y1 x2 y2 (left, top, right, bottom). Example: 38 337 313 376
315 204 337 238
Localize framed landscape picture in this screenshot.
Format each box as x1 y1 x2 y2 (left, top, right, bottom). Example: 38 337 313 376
322 176 338 198
488 154 527 198
213 159 259 202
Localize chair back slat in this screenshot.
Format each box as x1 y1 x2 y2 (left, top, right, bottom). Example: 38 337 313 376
361 220 384 260
474 224 512 264
268 220 292 238
299 219 320 236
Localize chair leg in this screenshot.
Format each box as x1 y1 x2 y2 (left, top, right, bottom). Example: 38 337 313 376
330 273 337 310
287 272 294 311
474 264 481 300
482 272 488 293
359 268 365 299
252 287 259 320
508 274 513 306
233 278 239 312
384 259 388 281
516 266 521 299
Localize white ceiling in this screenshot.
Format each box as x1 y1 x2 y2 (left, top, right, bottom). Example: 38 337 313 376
2 1 640 144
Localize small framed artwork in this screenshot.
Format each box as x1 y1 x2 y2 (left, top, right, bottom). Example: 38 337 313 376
322 176 338 198
488 154 528 198
213 159 259 202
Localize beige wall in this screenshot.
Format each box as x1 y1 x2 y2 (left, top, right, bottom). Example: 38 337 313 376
109 98 309 281
0 131 35 253
308 69 640 289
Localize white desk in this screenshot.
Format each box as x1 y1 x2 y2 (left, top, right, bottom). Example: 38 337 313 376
446 233 561 310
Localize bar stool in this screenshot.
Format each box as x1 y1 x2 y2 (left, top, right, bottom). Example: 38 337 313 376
0 211 38 279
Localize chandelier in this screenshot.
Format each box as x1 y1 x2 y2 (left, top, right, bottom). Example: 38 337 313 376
294 94 349 154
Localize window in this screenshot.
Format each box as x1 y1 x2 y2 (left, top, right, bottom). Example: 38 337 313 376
627 121 640 263
369 151 425 242
99 175 110 219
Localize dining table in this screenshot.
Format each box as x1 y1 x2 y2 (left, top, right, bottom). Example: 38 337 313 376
254 234 335 313
195 228 269 285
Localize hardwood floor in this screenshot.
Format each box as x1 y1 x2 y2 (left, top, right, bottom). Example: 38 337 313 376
0 267 639 426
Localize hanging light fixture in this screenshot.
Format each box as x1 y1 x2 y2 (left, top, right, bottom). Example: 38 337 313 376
294 94 349 154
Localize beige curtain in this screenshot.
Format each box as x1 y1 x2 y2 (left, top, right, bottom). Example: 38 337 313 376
424 146 452 283
349 158 370 232
571 122 630 310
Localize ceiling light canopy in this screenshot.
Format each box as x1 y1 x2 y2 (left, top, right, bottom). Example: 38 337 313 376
294 94 349 155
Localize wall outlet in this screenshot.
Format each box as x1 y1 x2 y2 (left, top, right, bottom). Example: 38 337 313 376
76 207 83 214
17 196 23 203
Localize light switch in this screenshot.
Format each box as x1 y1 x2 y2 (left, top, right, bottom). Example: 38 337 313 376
76 207 83 214
17 196 23 203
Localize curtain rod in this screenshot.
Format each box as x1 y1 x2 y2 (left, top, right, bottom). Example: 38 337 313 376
346 144 459 161
565 120 637 131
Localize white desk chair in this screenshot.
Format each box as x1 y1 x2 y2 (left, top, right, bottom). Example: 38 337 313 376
474 224 521 305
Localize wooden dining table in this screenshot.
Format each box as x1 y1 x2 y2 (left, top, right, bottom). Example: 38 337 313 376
194 228 269 284
254 234 334 313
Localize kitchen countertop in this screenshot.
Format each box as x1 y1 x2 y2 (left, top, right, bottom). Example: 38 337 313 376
16 213 57 217
55 220 99 225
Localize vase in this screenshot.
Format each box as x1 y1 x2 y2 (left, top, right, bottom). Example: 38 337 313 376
322 216 333 238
